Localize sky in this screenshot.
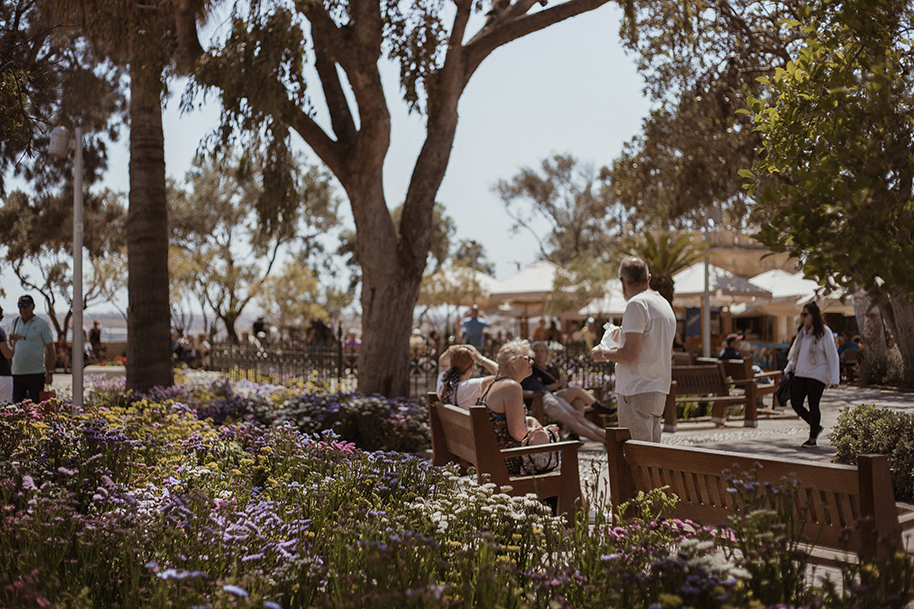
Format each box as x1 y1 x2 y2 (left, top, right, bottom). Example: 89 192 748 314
1 2 653 319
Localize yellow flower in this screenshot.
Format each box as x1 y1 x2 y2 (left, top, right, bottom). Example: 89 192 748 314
512 533 522 541
506 545 521 552
658 593 683 608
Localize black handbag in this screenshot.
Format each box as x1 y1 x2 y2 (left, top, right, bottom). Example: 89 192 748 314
775 371 793 407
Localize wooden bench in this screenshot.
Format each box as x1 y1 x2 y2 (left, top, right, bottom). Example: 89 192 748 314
663 362 754 433
719 358 784 409
427 393 585 525
840 349 859 383
606 427 914 562
672 351 696 366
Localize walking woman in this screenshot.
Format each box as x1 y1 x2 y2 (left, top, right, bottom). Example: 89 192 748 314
785 302 840 447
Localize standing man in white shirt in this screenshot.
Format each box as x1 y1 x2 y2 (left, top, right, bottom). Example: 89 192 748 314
9 295 56 403
591 257 676 442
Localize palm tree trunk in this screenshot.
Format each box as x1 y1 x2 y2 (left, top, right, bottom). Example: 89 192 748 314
126 63 174 391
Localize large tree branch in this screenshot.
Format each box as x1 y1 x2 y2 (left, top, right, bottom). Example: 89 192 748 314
396 0 474 271
464 0 611 80
171 0 205 75
303 1 389 184
312 28 357 145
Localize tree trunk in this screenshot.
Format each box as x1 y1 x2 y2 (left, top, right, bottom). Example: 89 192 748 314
878 288 914 387
357 256 422 397
126 64 174 391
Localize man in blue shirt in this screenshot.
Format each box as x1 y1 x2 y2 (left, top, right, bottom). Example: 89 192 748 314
460 305 490 349
9 295 56 403
836 332 859 361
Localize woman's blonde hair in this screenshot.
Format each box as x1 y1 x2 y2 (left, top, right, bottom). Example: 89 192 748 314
496 338 531 374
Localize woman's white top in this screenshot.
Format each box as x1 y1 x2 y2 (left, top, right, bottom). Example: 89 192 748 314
785 325 840 387
436 371 488 409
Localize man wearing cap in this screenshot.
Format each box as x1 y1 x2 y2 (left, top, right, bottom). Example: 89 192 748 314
9 295 56 403
718 334 743 360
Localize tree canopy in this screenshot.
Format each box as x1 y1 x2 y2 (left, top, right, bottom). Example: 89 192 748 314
495 153 621 265
609 0 804 230
746 0 914 383
168 149 339 342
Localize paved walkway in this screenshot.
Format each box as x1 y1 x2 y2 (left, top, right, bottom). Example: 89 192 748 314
579 385 914 500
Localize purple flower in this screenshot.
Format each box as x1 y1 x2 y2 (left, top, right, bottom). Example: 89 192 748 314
223 584 248 597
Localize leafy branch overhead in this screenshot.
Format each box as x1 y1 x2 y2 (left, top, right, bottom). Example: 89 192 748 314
745 0 914 302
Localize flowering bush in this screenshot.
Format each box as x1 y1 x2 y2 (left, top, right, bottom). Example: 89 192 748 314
99 355 127 366
1 376 912 608
65 370 430 453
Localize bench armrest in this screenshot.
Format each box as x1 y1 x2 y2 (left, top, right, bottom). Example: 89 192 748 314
674 394 745 402
499 440 582 458
897 503 914 531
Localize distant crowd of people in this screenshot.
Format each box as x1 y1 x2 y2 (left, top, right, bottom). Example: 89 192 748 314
171 331 212 368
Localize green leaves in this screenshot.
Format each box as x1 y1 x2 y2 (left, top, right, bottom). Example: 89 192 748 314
748 0 914 302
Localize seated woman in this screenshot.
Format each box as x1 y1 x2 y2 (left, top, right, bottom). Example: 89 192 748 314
523 341 611 444
436 344 498 408
54 335 70 371
530 341 615 416
478 339 557 475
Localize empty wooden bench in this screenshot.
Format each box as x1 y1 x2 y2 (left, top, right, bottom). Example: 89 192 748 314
427 393 585 525
606 427 914 562
663 362 754 432
717 358 784 409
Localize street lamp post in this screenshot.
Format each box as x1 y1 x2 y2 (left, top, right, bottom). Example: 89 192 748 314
48 125 84 410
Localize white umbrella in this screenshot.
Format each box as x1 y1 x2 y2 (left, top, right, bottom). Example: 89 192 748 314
577 279 627 317
797 288 856 316
731 270 820 317
672 262 772 307
488 260 559 305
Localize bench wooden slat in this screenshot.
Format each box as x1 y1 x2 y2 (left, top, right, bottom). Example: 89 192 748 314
719 358 784 409
663 363 755 432
428 393 585 526
607 427 910 561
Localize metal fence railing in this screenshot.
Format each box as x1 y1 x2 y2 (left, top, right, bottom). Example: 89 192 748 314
211 339 614 400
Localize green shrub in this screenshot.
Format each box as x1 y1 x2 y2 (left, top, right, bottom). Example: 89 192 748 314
832 404 914 503
859 346 906 387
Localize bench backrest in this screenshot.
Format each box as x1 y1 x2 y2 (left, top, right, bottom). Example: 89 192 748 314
720 358 754 382
606 427 901 558
671 363 731 395
672 351 695 366
428 394 514 486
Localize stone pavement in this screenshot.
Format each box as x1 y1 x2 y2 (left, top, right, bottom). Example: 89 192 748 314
578 385 914 500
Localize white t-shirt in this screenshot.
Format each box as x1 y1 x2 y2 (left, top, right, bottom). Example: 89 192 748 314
436 372 488 409
616 290 676 396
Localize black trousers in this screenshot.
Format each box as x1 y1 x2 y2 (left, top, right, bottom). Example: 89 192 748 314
789 375 826 437
13 373 45 404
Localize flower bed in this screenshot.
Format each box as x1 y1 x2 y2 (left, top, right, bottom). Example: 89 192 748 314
1 372 912 608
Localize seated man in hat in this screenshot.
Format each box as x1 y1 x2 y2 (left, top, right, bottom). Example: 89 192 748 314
718 333 744 360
